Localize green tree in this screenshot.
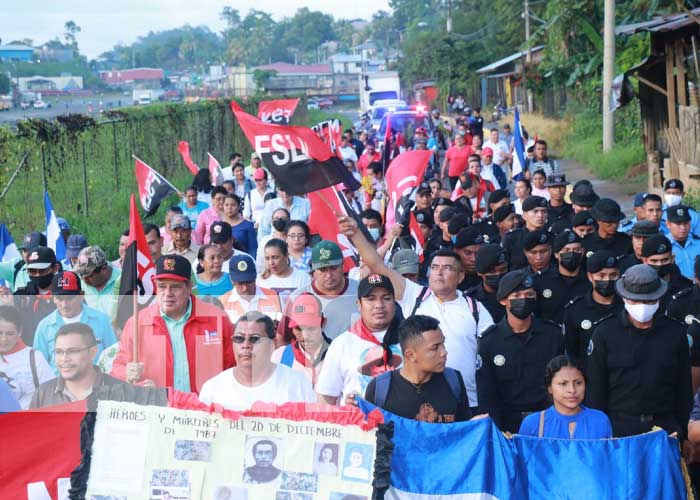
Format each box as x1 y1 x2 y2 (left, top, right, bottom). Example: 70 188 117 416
0 73 10 94
64 20 81 52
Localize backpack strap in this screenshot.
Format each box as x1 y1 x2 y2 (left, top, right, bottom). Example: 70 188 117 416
373 371 393 408
463 294 479 325
12 259 24 285
538 410 546 437
410 286 430 317
30 348 39 389
442 368 461 402
279 344 295 368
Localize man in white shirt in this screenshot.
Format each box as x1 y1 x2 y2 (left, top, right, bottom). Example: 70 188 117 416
482 128 511 167
198 312 315 411
316 274 403 406
243 169 274 229
338 215 494 408
339 132 358 163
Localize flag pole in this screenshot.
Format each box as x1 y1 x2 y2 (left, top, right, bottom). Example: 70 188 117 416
132 289 139 363
132 154 184 196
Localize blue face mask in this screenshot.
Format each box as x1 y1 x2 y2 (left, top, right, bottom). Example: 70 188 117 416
451 235 457 244
368 227 381 242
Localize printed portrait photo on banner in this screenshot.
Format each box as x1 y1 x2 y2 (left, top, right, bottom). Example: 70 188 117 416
174 439 212 462
313 442 340 476
242 436 284 484
340 444 373 483
280 471 319 493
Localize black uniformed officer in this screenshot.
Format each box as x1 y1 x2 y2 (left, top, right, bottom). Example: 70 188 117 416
422 205 456 280
552 229 588 291
587 264 692 439
582 198 632 259
476 269 565 432
467 244 508 322
453 226 493 292
640 233 691 312
570 180 600 214
545 174 573 235
526 229 588 323
472 189 509 243
572 210 596 240
666 256 700 393
619 220 659 273
492 204 518 240
502 195 548 269
563 250 622 370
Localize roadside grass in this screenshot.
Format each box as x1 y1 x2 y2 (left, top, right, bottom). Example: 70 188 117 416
498 113 570 152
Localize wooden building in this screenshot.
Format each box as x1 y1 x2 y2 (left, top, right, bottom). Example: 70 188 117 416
617 8 700 192
476 46 544 110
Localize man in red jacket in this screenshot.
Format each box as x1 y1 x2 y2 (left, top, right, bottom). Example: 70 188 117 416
111 254 235 393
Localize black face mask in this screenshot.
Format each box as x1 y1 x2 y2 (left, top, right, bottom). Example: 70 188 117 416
509 297 537 319
30 273 54 290
594 279 616 297
484 273 505 291
650 263 673 278
272 218 288 232
559 252 583 272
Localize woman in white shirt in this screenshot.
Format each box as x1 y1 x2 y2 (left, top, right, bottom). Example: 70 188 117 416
243 169 274 229
0 305 53 409
257 239 311 308
530 169 551 200
513 178 533 215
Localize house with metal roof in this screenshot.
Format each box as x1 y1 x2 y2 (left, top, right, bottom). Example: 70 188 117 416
476 46 544 109
0 44 35 62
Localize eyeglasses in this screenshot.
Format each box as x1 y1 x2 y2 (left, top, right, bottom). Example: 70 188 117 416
54 345 95 358
287 233 306 240
232 335 267 345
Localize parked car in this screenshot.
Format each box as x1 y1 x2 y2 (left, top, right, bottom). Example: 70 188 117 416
308 97 333 109
33 100 50 109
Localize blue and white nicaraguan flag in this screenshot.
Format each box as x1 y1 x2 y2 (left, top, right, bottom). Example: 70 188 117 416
44 191 66 261
511 107 526 181
359 400 688 500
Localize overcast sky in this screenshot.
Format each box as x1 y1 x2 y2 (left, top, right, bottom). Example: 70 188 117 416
3 0 390 59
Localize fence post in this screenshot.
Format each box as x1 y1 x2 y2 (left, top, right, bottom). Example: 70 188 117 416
81 140 89 217
41 144 48 193
112 122 120 191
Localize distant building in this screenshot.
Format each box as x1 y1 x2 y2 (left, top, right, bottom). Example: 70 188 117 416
38 44 75 63
16 75 84 92
476 46 545 109
99 68 165 89
254 62 334 96
0 44 34 62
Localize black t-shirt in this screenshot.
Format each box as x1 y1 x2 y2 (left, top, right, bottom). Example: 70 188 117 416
365 370 472 423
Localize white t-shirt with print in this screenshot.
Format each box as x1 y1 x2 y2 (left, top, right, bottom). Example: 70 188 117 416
398 279 493 406
0 346 54 409
315 329 402 404
198 364 315 411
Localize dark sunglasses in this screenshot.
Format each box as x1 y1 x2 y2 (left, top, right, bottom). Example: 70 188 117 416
232 335 266 345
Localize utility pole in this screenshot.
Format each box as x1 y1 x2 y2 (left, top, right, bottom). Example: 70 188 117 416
602 0 616 151
447 0 452 34
524 0 533 112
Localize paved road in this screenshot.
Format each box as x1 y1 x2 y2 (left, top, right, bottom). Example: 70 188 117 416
0 95 132 125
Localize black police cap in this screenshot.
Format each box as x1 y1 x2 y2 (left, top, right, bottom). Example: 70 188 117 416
552 229 582 253
454 226 492 249
586 250 619 274
493 204 515 223
641 234 672 258
667 205 692 223
497 269 534 301
523 230 552 251
572 210 595 228
522 195 548 212
476 244 507 274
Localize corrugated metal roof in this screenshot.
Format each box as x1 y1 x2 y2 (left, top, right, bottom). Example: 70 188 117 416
0 44 34 52
476 46 544 74
254 63 332 75
616 7 700 35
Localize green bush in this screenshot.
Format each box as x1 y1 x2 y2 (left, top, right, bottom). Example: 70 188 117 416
0 97 308 259
561 100 645 180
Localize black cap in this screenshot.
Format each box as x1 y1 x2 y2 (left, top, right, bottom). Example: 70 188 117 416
523 230 552 251
497 269 534 300
570 182 599 207
545 174 569 187
493 204 515 223
210 221 233 243
454 226 493 249
357 273 395 299
476 244 508 274
590 198 624 222
447 213 470 236
154 254 192 282
586 251 619 274
629 220 660 237
417 182 432 194
641 234 672 257
572 210 595 228
522 195 548 212
19 231 47 251
552 229 582 253
51 271 83 295
25 246 57 269
667 205 692 223
433 197 454 209
414 209 434 227
487 189 510 206
438 206 457 223
665 178 684 192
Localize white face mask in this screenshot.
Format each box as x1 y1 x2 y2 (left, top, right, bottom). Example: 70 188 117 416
368 227 381 242
625 302 659 323
664 194 683 207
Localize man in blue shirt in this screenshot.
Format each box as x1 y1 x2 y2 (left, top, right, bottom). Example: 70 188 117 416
666 205 700 280
33 271 117 374
660 178 700 238
258 187 310 241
